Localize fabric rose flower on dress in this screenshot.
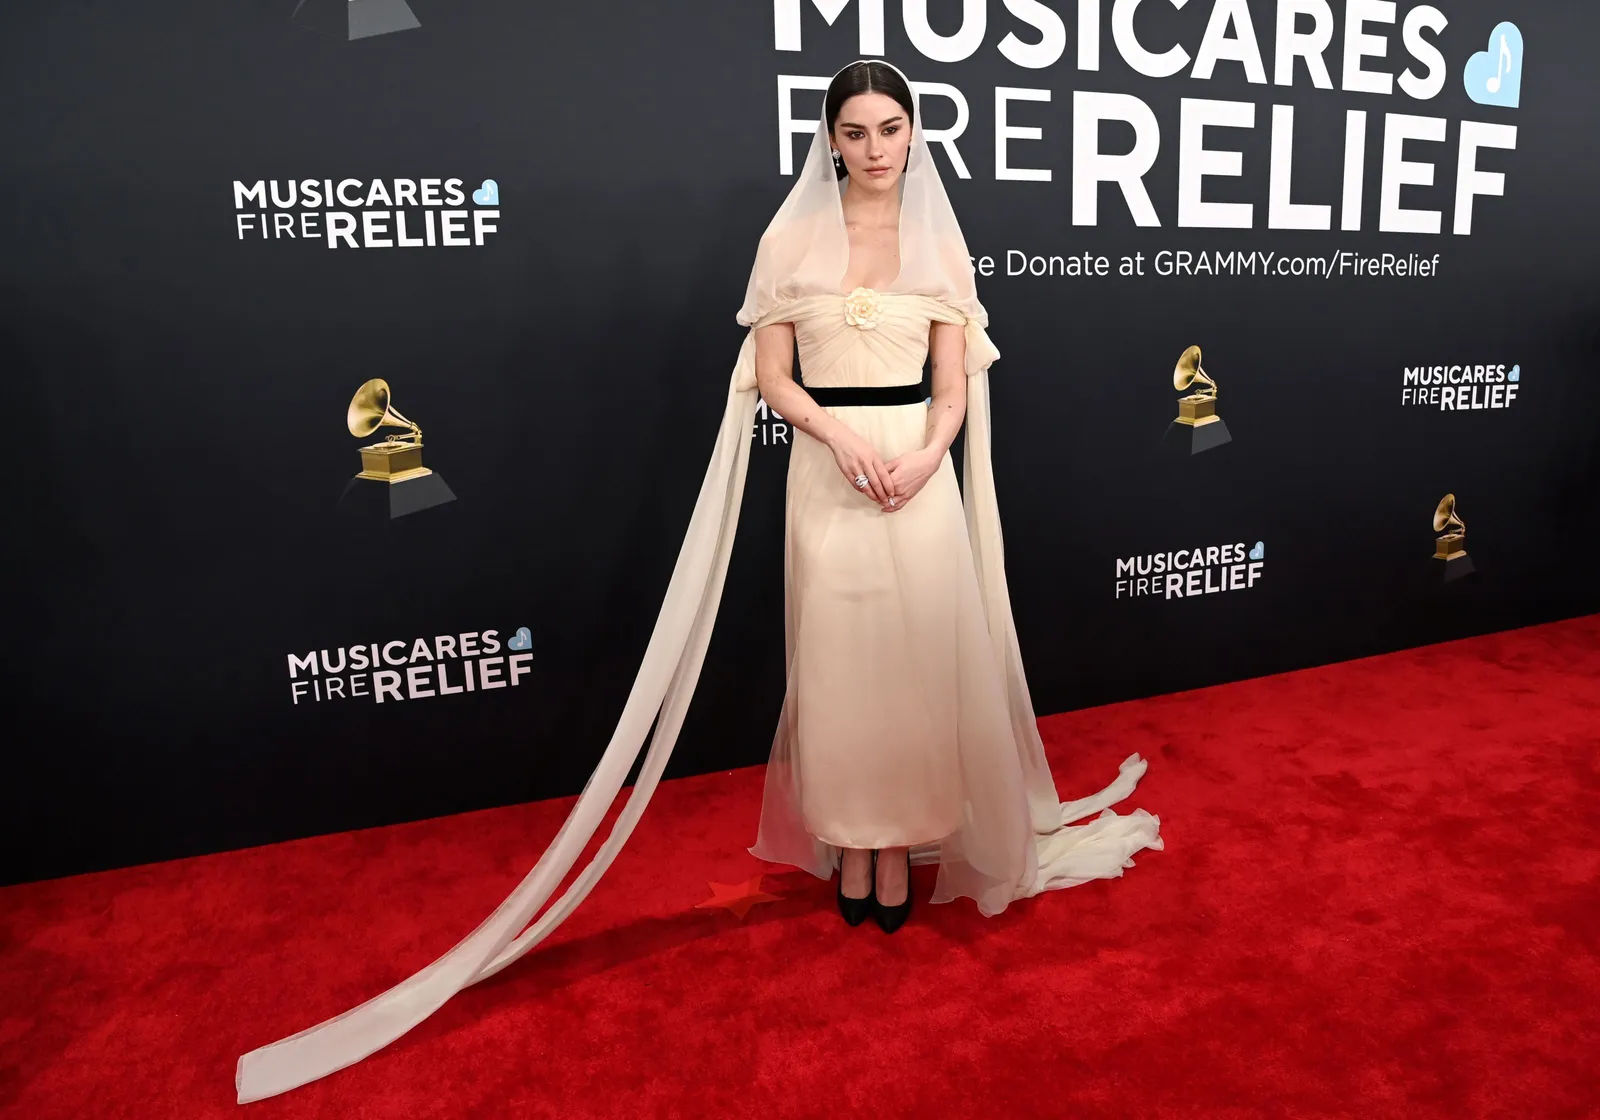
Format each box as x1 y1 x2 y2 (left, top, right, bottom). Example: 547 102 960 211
843 286 884 331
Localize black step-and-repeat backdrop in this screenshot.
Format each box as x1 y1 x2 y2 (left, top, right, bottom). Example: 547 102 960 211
5 1 1597 884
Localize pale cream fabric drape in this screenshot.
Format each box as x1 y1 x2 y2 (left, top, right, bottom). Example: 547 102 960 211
233 58 1160 1104
236 336 762 1103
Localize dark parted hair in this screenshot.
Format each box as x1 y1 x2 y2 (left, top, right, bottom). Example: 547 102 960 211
824 61 915 180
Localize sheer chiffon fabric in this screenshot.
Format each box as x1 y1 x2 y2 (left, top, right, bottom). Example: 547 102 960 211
232 60 1160 1105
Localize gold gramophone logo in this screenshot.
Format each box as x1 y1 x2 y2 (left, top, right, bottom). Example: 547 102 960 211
1432 493 1466 559
349 379 429 481
1174 345 1218 424
1164 345 1233 454
338 379 456 518
1431 493 1475 580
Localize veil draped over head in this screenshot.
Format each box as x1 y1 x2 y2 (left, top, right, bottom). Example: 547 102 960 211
735 59 980 326
234 59 1160 1105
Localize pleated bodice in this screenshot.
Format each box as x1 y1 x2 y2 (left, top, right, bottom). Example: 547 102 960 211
789 290 936 390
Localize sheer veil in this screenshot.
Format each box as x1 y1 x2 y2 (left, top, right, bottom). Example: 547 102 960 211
233 59 1161 1105
735 60 981 325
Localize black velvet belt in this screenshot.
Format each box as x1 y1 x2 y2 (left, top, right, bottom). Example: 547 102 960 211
800 381 927 406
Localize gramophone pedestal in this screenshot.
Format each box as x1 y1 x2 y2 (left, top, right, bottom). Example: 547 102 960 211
1162 416 1232 456
338 472 457 520
1433 553 1476 583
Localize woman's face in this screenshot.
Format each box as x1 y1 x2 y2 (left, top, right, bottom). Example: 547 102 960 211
830 91 911 193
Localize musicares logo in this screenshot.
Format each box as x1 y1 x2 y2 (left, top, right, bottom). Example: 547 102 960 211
287 626 534 705
773 12 1523 239
1400 363 1520 410
232 177 501 248
1115 540 1265 600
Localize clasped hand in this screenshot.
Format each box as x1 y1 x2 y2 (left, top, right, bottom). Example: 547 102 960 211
830 430 939 513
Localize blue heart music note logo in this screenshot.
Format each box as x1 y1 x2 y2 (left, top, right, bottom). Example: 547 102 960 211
1464 22 1523 108
1249 541 1265 561
508 626 531 651
1507 365 1520 383
472 179 499 206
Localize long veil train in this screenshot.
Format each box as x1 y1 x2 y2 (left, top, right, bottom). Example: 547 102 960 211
234 59 1160 1104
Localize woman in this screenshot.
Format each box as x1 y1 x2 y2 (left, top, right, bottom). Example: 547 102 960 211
742 60 1161 930
745 60 960 931
234 59 1160 1104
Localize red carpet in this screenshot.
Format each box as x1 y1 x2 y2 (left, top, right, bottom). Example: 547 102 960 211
3 615 1598 1119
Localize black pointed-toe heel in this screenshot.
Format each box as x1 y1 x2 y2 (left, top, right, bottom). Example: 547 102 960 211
836 849 874 926
871 850 912 934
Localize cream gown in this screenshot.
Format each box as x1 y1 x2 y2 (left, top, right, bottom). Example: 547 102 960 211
746 289 1166 914
777 289 967 850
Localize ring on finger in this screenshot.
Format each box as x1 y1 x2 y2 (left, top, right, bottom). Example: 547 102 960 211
854 474 869 489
